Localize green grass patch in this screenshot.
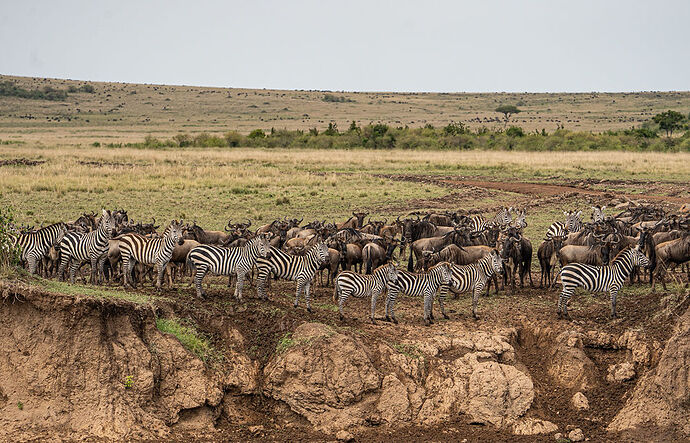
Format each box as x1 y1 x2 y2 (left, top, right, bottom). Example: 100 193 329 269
37 278 153 304
392 342 424 360
156 317 218 363
275 332 294 354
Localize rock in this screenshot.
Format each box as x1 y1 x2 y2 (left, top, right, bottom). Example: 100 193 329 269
568 428 584 442
548 331 595 390
571 392 589 410
336 430 354 441
607 362 636 383
609 306 690 437
418 350 534 428
376 374 411 424
263 323 381 433
512 418 558 435
554 432 562 440
248 425 264 436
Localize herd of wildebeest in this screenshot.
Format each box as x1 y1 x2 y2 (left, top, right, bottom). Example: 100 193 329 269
11 202 690 324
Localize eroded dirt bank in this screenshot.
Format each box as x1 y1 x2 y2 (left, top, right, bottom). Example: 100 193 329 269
0 279 688 442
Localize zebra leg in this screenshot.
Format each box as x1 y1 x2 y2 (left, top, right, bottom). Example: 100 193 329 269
235 272 246 301
610 288 619 318
124 256 136 288
294 279 304 309
559 288 573 320
69 262 79 284
194 265 209 298
384 289 395 323
423 292 433 326
370 290 378 324
156 262 167 290
27 254 37 275
57 255 69 282
304 280 313 313
438 285 450 320
256 266 269 300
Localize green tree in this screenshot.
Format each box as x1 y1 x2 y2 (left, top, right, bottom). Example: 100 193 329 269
495 105 521 125
652 110 685 137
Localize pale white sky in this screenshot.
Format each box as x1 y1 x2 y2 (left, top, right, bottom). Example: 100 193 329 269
1 0 688 92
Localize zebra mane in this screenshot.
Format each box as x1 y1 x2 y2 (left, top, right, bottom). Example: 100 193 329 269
611 246 635 264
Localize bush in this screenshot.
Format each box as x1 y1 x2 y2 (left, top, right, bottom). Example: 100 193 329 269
248 129 266 139
224 131 244 147
323 93 354 103
0 207 21 272
193 133 225 147
506 126 525 137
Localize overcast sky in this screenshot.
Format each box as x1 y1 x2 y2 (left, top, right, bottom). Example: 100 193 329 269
1 1 688 92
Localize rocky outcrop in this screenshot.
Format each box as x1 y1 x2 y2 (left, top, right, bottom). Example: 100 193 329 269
0 287 224 441
609 306 690 436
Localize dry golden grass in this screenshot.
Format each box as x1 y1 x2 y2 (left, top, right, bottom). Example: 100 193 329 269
2 74 690 145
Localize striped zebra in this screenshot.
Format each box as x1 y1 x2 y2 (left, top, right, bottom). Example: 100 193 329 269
255 241 329 312
187 233 271 300
511 209 527 229
58 209 116 284
438 250 503 319
591 205 606 223
15 222 67 275
556 246 650 319
385 262 453 325
119 220 184 289
545 210 583 240
333 263 398 323
468 207 512 233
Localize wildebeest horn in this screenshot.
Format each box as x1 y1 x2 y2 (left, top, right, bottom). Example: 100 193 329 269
246 219 252 228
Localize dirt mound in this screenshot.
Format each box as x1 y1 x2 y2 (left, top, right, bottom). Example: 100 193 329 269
0 283 224 441
609 303 690 436
0 158 45 167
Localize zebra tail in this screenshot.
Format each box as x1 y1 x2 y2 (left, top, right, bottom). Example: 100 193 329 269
551 267 563 290
407 247 414 272
333 283 339 303
185 253 195 274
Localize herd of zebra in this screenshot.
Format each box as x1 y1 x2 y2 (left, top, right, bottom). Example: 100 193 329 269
10 203 690 324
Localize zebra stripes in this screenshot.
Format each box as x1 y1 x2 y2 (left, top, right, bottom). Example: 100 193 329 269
333 263 398 323
187 233 271 300
591 205 606 223
557 246 650 319
385 262 453 325
438 250 503 319
58 209 115 283
119 220 184 289
16 222 67 275
469 207 512 233
255 242 329 312
545 210 583 240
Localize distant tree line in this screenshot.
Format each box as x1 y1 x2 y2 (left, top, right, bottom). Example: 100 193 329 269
99 110 690 152
0 81 95 101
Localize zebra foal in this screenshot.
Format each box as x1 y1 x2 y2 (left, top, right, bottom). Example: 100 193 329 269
16 222 67 275
333 263 398 323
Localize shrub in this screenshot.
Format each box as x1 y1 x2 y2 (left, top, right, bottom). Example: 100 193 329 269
0 207 21 273
248 129 266 139
173 133 193 147
193 133 225 147
323 93 353 103
224 131 244 147
506 126 525 137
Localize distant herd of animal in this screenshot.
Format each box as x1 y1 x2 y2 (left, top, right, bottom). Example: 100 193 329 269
10 203 690 324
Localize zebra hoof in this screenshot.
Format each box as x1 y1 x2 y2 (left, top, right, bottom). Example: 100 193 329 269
384 316 391 323
339 314 345 321
391 317 399 324
443 313 450 320
370 318 376 325
307 307 313 314
293 302 298 309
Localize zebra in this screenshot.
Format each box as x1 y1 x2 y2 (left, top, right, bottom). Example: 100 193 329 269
556 246 650 319
468 207 512 234
255 241 329 312
545 210 583 240
438 250 503 319
511 209 527 229
385 262 453 325
58 209 116 284
187 233 272 300
591 205 606 223
119 220 184 290
15 222 67 275
333 262 398 323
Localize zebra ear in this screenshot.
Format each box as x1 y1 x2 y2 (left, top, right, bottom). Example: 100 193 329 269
576 211 583 218
563 211 568 216
602 206 606 211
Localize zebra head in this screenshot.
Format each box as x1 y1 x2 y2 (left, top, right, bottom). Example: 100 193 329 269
512 209 527 229
314 242 329 264
54 223 68 246
591 205 606 223
489 249 504 275
100 209 117 237
435 262 453 285
254 233 272 258
385 263 399 284
496 207 512 227
166 220 185 246
564 210 583 231
631 246 651 268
